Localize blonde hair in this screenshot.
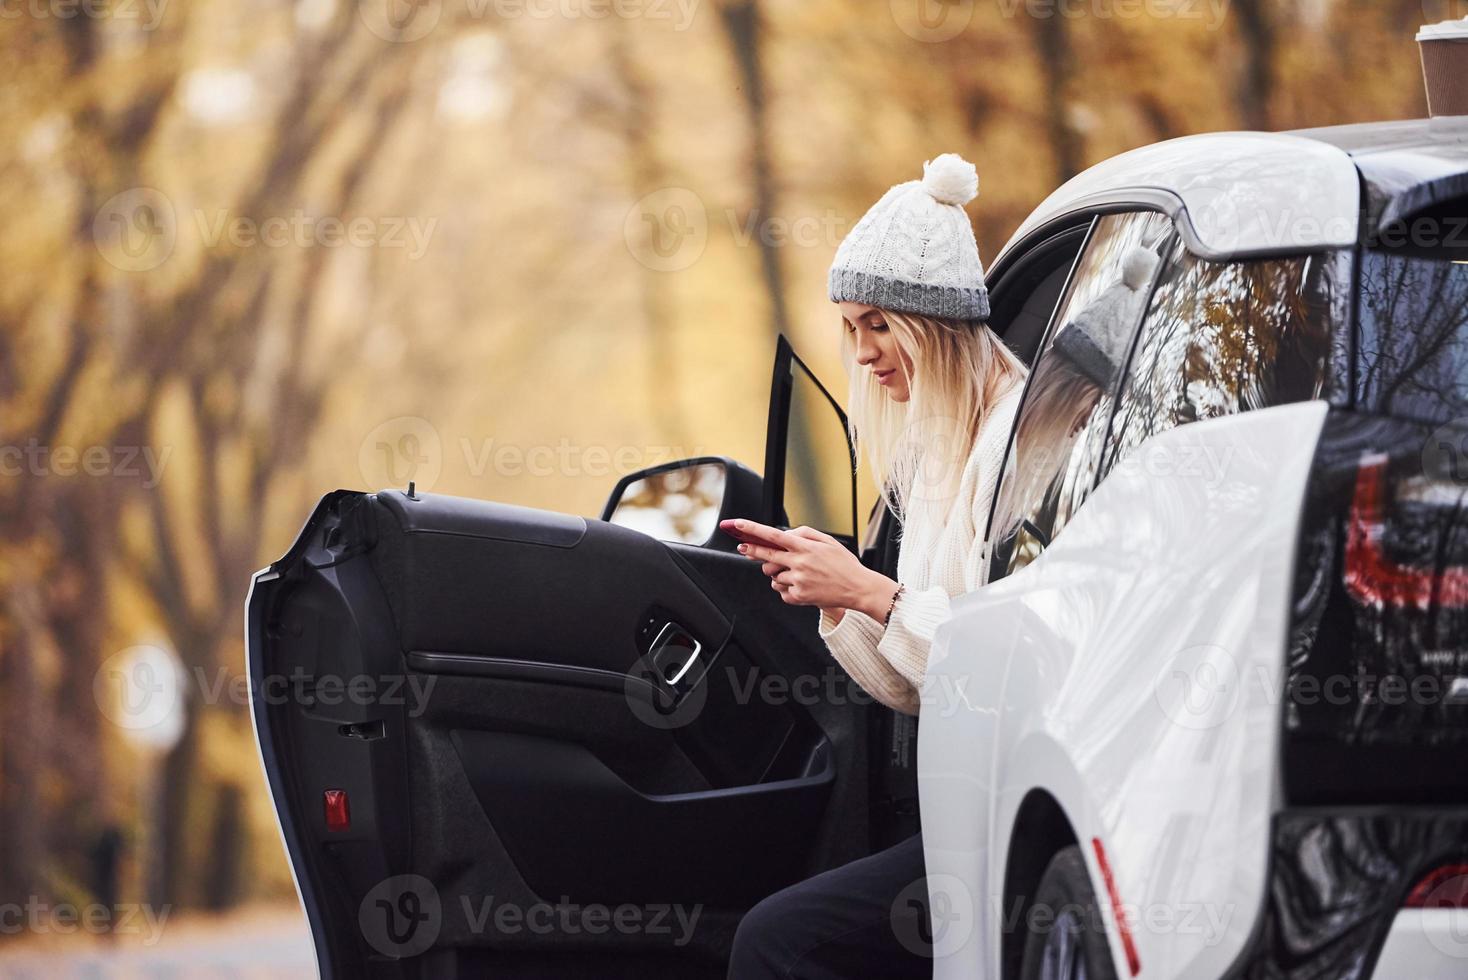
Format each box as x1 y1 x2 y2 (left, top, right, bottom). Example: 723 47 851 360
840 308 1028 530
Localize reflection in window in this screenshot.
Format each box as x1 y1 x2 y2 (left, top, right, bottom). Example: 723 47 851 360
607 462 726 544
1106 243 1344 469
988 211 1171 579
1357 250 1468 425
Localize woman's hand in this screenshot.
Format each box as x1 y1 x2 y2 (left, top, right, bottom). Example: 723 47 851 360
727 519 898 620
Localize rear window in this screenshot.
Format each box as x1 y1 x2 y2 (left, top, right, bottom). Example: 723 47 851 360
1357 225 1468 424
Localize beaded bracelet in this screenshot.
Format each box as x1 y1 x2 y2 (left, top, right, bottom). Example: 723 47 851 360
882 584 905 627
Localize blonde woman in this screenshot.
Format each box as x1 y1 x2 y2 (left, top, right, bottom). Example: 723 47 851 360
726 154 1027 978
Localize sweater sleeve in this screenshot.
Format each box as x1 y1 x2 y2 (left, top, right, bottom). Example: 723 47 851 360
818 606 920 715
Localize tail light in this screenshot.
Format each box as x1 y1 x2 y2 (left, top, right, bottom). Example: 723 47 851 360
1345 453 1468 609
1283 411 1468 805
1405 863 1468 909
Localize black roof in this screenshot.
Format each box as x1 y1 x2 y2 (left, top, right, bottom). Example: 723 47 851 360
1290 117 1468 231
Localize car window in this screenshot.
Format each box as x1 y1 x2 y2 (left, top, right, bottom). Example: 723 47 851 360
987 211 1172 580
1104 240 1348 472
1356 236 1468 425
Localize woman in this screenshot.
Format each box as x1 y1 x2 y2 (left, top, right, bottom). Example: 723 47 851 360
724 153 1028 978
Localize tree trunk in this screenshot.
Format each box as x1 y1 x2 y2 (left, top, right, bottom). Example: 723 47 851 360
1233 0 1277 130
1033 8 1082 183
717 0 829 527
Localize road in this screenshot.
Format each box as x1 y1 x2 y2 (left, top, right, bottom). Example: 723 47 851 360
0 906 315 979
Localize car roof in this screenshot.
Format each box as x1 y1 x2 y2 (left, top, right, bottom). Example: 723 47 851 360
992 116 1468 268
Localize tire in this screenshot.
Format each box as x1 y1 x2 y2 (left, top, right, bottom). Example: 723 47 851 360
1018 845 1120 980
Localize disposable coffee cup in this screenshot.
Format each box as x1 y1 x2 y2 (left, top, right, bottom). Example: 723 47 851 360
1418 20 1468 117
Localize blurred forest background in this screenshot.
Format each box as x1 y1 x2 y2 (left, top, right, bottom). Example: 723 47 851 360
0 0 1446 954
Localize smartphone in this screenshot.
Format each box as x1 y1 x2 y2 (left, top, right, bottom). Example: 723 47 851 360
718 519 789 550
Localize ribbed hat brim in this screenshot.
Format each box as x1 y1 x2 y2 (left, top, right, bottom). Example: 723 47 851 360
828 266 991 321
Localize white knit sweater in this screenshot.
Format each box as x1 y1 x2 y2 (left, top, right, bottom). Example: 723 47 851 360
818 380 1025 715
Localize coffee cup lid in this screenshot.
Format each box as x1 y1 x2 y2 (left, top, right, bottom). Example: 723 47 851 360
1418 18 1468 41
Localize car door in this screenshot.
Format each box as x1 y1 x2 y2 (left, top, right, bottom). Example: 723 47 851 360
246 335 909 979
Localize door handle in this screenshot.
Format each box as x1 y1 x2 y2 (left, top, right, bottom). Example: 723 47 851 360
649 622 702 687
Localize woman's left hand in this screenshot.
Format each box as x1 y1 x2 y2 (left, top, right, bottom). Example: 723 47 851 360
728 519 895 619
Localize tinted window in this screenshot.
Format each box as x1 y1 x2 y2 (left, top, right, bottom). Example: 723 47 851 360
1357 246 1468 425
784 355 858 541
987 211 1171 579
1105 241 1346 469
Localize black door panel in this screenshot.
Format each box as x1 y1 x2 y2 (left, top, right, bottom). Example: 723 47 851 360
250 484 878 977
370 489 733 678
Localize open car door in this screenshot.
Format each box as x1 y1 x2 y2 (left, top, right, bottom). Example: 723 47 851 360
246 335 916 979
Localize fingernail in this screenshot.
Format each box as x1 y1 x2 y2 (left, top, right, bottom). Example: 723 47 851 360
737 543 747 553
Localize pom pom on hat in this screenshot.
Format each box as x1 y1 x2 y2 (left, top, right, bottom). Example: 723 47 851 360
921 153 979 206
1121 244 1161 291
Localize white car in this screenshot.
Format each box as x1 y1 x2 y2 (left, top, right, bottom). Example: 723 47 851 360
249 116 1468 980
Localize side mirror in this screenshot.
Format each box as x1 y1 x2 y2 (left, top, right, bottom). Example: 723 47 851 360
600 455 763 552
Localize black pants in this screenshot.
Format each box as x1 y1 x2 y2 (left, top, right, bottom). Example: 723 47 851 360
726 833 932 979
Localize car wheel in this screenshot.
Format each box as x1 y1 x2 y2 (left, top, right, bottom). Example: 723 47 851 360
1019 845 1119 980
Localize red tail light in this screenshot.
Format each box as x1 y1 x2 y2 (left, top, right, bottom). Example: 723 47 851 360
1345 453 1468 608
1405 863 1468 908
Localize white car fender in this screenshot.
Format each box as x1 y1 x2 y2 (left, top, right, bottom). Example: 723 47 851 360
919 400 1330 980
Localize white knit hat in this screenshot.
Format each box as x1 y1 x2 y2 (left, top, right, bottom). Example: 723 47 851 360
828 153 990 321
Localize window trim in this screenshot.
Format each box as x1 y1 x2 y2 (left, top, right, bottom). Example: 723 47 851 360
983 209 1175 579
981 215 1101 550
1090 229 1180 487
